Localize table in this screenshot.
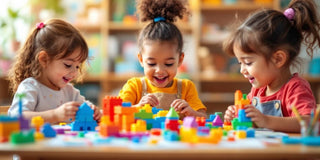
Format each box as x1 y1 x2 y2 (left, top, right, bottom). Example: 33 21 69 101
0 137 319 160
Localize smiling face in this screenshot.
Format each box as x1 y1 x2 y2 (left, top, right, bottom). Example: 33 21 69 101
138 40 184 88
233 44 279 90
38 48 83 90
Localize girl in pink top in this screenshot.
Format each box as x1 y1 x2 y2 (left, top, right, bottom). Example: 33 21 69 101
223 0 320 132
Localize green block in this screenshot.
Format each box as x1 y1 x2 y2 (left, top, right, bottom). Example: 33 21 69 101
146 124 153 130
10 130 35 145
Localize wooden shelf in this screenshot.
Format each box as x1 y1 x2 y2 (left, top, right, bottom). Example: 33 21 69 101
75 24 100 33
201 2 274 11
108 22 194 33
108 22 143 31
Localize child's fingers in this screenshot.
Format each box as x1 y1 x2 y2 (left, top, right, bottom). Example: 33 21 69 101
171 100 185 112
227 105 236 113
180 106 191 114
224 110 233 118
65 101 81 107
148 94 159 106
171 99 180 107
94 113 101 121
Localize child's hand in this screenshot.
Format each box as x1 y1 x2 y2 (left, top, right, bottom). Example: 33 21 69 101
137 94 159 107
91 105 102 122
54 101 80 122
224 105 236 122
171 99 196 116
245 105 267 128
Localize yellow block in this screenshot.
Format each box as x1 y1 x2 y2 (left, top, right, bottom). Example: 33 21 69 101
236 130 247 139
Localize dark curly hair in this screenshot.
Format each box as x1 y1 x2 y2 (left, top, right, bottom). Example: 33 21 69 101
136 0 189 54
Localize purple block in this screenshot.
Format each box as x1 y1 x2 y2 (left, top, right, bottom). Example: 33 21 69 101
212 115 223 127
183 116 198 128
55 128 65 134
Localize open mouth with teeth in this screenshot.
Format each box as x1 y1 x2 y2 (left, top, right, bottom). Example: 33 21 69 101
154 76 168 84
248 77 255 83
63 77 70 83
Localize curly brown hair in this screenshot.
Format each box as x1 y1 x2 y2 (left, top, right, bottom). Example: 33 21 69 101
223 0 320 67
136 0 189 54
7 18 88 93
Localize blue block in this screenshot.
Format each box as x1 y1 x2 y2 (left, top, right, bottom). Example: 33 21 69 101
41 123 56 138
206 114 216 122
152 107 163 114
0 116 18 122
246 128 255 138
163 130 179 141
122 102 132 107
238 109 251 122
153 117 166 128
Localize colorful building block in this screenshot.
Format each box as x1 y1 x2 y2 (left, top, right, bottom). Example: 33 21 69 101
0 116 19 142
41 123 56 138
71 103 97 131
103 96 122 122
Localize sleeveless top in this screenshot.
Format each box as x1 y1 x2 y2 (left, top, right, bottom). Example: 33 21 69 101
140 78 182 110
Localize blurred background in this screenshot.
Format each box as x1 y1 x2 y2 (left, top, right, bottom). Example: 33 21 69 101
0 0 319 114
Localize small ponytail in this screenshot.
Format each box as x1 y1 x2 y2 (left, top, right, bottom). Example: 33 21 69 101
288 0 320 58
136 0 189 54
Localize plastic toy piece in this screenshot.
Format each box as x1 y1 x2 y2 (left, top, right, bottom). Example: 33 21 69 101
131 120 147 133
10 130 34 145
196 117 206 127
238 109 251 122
166 107 179 120
118 132 149 140
236 130 247 139
113 102 137 131
246 128 255 138
71 103 97 131
152 107 163 114
99 115 119 137
134 109 153 119
31 116 44 128
41 123 56 138
163 130 179 141
165 119 179 133
206 114 216 123
199 128 222 144
197 126 210 136
150 128 161 136
122 102 132 107
103 96 122 122
215 112 223 122
212 115 223 127
142 104 153 113
180 127 197 142
183 117 198 128
0 116 19 142
16 93 30 131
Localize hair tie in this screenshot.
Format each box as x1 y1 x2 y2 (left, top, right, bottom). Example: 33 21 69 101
284 8 295 20
154 17 166 22
36 22 45 29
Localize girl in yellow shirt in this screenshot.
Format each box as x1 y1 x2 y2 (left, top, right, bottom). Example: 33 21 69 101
119 0 207 118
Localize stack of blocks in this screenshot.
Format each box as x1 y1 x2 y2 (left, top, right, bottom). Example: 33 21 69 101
231 90 253 129
71 103 97 131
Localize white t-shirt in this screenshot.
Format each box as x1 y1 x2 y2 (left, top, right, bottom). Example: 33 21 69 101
8 77 89 117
